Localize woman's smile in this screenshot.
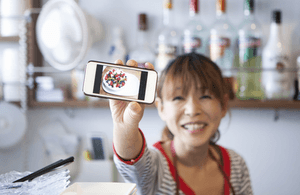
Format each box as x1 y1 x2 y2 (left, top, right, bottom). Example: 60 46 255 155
181 121 208 134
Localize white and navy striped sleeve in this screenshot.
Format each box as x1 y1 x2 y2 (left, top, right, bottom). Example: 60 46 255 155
228 149 253 195
113 130 175 195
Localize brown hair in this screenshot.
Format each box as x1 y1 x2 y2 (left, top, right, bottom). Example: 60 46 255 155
157 52 229 145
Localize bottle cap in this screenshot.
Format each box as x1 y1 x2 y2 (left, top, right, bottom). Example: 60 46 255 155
190 0 199 15
272 10 281 24
216 0 226 14
163 0 172 10
244 0 254 13
138 13 147 31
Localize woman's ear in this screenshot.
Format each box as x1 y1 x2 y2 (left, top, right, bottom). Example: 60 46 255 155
221 93 229 118
155 97 166 121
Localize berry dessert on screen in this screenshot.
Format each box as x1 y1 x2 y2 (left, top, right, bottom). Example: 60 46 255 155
104 69 127 89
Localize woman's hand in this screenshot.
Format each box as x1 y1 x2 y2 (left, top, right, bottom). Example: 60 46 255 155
109 59 154 160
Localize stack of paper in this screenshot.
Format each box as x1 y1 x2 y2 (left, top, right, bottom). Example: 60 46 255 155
60 182 137 195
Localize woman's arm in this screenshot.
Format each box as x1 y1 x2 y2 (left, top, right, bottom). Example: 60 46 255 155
113 133 165 195
109 59 154 160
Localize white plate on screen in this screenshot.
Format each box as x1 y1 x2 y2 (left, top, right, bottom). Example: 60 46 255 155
102 73 139 96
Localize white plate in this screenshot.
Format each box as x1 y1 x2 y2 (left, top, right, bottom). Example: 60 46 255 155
0 102 27 149
102 69 127 93
102 73 139 97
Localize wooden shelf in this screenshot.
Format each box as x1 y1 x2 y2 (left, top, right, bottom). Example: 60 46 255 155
28 100 110 108
229 99 300 109
28 100 156 108
27 99 300 109
0 36 19 42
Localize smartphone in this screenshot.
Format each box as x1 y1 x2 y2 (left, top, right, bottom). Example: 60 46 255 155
83 60 158 104
85 132 109 160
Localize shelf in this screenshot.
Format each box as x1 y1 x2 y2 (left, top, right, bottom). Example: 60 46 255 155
27 99 300 109
0 36 19 42
229 100 300 109
28 100 155 108
28 100 110 108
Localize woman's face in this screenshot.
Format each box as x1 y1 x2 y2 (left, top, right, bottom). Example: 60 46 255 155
156 80 228 147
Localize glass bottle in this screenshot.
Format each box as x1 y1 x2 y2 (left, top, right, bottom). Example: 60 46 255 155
109 26 127 63
182 0 209 56
262 10 294 99
155 0 180 75
296 56 300 100
236 0 264 100
128 13 155 67
209 0 236 78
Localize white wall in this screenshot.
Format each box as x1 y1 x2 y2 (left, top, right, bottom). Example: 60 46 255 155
1 0 300 194
1 108 299 195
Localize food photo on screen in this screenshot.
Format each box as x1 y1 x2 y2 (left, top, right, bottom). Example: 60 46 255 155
100 66 141 99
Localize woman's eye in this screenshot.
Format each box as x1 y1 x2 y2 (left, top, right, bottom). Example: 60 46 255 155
172 96 184 101
200 95 212 99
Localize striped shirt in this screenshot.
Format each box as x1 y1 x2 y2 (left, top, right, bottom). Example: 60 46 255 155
113 130 253 195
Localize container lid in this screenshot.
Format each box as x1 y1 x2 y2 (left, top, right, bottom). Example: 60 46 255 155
190 0 199 15
0 102 27 149
244 0 254 13
138 13 147 31
163 0 173 9
272 10 281 24
216 0 226 14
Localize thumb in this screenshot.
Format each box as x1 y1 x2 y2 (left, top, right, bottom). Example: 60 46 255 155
129 101 142 113
124 102 144 126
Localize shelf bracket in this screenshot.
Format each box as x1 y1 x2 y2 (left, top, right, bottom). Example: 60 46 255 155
274 109 280 122
64 108 75 118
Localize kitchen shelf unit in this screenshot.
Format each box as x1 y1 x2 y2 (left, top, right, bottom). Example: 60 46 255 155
0 34 26 112
2 34 299 110
27 98 300 109
4 0 295 111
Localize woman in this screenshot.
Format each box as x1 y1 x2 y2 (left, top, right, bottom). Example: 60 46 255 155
110 53 253 195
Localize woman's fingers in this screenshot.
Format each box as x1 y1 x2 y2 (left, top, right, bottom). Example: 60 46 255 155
145 62 154 70
114 59 124 65
126 59 138 67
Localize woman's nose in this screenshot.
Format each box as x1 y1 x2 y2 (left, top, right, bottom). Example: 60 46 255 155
184 96 201 116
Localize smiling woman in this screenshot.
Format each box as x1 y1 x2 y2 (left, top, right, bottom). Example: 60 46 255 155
111 53 253 195
155 53 235 194
157 52 228 145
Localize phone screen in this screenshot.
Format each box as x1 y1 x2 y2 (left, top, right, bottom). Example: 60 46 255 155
92 64 148 100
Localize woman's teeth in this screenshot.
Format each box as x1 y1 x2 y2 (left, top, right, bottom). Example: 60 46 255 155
183 123 206 131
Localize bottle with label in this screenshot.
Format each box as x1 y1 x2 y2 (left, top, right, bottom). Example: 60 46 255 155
236 0 264 100
262 10 294 99
155 0 180 75
209 0 236 77
296 56 300 100
182 0 208 55
109 26 127 63
128 13 155 67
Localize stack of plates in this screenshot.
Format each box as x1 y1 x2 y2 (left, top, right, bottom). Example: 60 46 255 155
0 169 70 195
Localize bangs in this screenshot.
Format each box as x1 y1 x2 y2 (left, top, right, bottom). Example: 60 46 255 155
158 53 226 105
